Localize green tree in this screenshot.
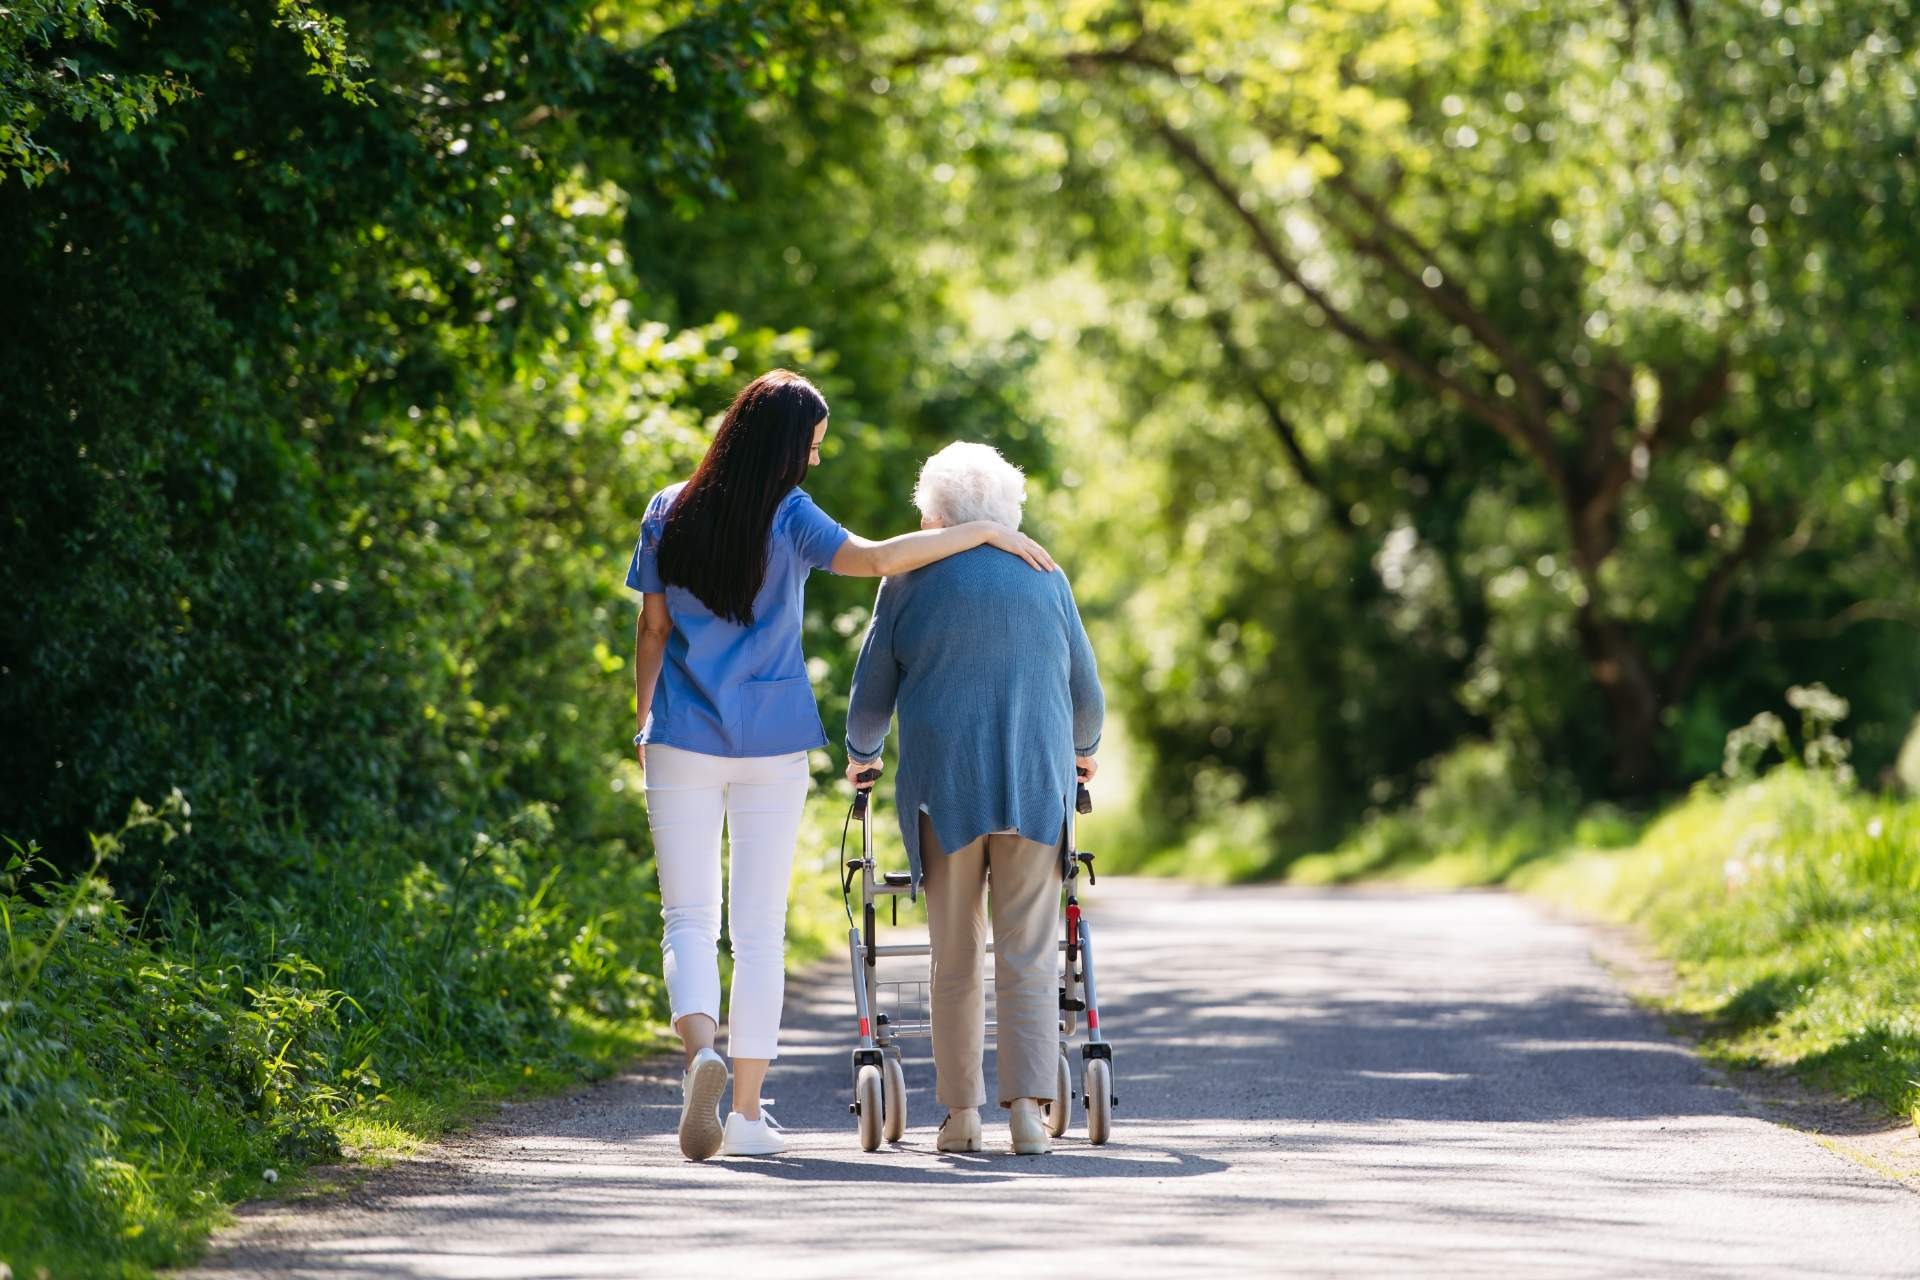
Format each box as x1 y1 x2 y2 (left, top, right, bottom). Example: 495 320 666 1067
853 1 1920 811
0 0 831 886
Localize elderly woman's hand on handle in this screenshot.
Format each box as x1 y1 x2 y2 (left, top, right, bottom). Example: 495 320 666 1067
846 756 883 790
1075 756 1097 814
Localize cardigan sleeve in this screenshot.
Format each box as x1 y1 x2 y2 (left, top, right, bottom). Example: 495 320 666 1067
844 576 902 763
1058 570 1105 756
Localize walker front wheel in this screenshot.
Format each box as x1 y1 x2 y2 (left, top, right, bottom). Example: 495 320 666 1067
882 1056 907 1144
1084 1058 1113 1145
855 1065 884 1151
1043 1052 1072 1137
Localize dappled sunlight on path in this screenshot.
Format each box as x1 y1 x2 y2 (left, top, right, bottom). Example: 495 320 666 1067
182 881 1919 1279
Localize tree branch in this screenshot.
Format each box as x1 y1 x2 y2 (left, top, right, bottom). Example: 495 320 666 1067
1663 500 1776 705
1567 359 1636 563
1765 599 1920 639
1577 349 1729 565
1045 37 1565 434
1311 172 1559 429
1058 41 1190 81
1188 258 1354 532
1653 351 1732 444
1149 115 1567 496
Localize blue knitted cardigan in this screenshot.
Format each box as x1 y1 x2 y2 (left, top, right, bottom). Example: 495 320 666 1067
844 545 1104 884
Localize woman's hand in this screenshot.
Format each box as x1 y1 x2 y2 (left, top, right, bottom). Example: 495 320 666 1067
635 743 646 772
846 757 883 790
1076 756 1098 782
977 523 1057 573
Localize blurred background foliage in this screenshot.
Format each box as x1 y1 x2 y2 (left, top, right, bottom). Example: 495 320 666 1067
2 0 1918 1272
835 0 1920 849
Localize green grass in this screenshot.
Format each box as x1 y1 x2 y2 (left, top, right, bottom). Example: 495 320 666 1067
323 1012 667 1170
1509 772 1920 1127
1146 746 1920 1131
1296 765 1920 1127
0 790 852 1280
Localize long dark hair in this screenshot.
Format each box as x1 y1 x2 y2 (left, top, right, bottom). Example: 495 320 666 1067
657 369 829 626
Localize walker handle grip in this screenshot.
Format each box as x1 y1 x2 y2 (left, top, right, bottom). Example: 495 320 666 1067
852 768 881 820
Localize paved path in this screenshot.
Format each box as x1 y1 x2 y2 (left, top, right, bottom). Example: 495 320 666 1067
184 881 1919 1279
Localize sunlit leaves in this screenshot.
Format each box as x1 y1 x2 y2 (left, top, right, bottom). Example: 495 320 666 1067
842 0 1920 821
0 1 187 184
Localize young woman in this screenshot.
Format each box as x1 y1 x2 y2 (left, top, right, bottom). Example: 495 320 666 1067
628 369 1054 1161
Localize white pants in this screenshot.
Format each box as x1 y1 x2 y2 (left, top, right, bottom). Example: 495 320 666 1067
643 744 810 1060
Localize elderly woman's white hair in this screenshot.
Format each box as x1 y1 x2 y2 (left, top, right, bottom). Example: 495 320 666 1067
912 442 1027 530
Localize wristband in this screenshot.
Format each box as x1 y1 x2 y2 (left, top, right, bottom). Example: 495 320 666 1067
633 732 645 746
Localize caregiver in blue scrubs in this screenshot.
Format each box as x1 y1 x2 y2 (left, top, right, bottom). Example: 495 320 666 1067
628 369 1054 1161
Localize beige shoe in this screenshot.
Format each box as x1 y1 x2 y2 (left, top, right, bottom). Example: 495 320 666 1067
1009 1098 1051 1155
937 1107 982 1153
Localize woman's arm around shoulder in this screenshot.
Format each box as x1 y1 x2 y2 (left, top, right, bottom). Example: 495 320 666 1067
831 521 1057 577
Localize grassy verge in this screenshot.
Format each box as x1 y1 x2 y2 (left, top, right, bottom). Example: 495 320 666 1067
1130 740 1920 1131
1510 772 1919 1130
0 789 853 1280
1288 761 1920 1129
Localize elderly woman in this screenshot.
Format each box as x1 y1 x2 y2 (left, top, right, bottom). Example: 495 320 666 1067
843 442 1103 1156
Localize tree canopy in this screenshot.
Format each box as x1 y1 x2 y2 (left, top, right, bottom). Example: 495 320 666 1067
786 0 1920 842
4 0 1917 891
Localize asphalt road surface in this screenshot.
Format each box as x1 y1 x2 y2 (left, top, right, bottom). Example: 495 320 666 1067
182 880 1920 1279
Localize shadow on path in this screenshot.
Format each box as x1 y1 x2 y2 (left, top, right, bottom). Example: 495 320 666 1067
182 880 1920 1280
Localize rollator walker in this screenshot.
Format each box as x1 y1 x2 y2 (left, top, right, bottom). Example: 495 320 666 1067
840 767 1116 1150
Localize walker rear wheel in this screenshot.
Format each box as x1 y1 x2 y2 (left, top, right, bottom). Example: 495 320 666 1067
855 1065 883 1152
882 1056 907 1143
1043 1052 1072 1137
1084 1058 1113 1145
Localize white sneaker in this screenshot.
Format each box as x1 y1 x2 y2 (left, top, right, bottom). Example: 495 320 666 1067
721 1105 788 1156
678 1048 728 1161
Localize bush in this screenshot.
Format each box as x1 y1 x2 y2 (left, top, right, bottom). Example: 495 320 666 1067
1287 740 1599 886
0 796 668 1279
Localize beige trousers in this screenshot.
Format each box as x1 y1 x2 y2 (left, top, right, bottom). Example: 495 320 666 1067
919 813 1063 1110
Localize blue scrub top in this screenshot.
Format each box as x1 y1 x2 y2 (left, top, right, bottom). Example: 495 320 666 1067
626 482 850 758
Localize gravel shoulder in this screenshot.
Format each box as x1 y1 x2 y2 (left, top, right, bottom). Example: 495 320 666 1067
180 879 1920 1279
